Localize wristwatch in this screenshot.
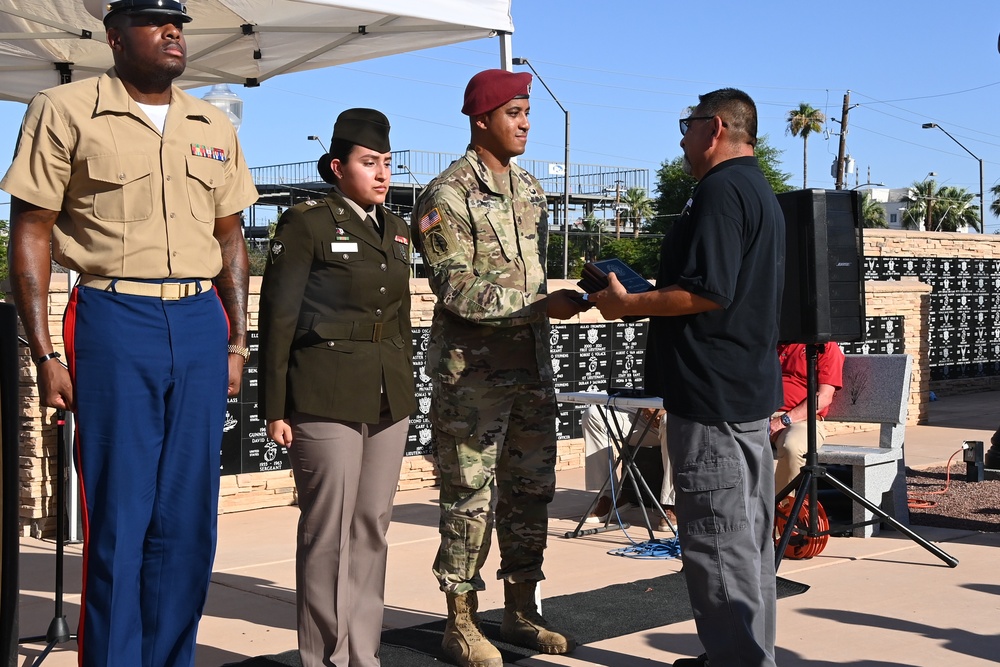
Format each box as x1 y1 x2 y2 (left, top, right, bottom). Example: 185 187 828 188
780 413 792 427
36 351 62 366
227 345 250 362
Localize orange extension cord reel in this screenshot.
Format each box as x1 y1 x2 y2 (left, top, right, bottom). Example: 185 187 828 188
773 496 830 559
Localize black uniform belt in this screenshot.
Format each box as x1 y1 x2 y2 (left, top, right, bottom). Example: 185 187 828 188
311 319 399 343
79 275 212 300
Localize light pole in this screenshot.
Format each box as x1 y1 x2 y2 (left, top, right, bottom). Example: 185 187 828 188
396 164 422 217
307 135 328 153
512 57 571 278
922 123 985 232
397 165 423 277
396 164 422 187
202 84 243 132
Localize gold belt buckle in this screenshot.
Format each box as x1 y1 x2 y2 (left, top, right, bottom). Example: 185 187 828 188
371 322 383 342
161 283 182 300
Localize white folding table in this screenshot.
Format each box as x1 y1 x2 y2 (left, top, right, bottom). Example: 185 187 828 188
557 391 676 539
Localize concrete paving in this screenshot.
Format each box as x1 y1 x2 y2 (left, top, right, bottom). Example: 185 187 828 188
15 391 1000 666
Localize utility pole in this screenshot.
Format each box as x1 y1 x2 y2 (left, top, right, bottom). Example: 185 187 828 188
835 91 851 190
613 180 622 239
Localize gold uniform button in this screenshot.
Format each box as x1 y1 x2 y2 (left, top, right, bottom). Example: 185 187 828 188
118 173 125 180
379 287 387 294
342 253 349 260
327 341 335 347
165 175 171 181
380 263 387 271
169 212 176 218
375 309 383 317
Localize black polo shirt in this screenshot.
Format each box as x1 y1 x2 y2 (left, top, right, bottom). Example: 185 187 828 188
645 156 784 423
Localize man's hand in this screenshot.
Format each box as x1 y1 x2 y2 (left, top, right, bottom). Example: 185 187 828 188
267 419 293 448
545 289 592 320
591 272 631 321
37 361 74 411
768 415 786 442
227 355 244 397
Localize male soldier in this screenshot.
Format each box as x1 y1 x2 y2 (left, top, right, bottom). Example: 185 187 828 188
412 69 588 667
2 1 258 665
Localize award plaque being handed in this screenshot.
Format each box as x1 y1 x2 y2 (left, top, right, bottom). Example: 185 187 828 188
577 258 654 322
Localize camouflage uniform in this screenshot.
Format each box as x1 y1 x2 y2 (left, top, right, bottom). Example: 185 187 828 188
413 147 556 595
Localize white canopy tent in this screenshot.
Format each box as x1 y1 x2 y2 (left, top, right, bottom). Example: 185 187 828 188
0 0 514 103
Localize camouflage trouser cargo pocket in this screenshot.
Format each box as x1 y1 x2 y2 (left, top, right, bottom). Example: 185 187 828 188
431 384 493 491
431 383 496 593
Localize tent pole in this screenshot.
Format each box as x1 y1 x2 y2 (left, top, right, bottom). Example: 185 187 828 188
498 31 512 71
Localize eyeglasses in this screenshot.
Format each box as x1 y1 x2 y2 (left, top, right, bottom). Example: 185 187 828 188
679 115 716 136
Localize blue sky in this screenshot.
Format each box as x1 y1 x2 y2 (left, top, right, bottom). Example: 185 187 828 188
3 1 1000 230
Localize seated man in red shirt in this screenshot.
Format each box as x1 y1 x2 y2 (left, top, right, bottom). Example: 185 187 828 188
769 342 845 496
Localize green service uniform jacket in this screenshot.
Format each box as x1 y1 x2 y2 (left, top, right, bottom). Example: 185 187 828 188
259 191 416 425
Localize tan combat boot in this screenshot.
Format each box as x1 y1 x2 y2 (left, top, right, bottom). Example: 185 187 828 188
499 581 576 654
441 591 503 667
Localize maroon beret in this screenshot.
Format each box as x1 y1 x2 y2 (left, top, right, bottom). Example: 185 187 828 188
462 69 532 116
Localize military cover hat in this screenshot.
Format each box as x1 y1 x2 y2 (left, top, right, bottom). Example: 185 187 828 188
318 108 392 184
84 0 192 25
331 108 391 153
462 69 532 116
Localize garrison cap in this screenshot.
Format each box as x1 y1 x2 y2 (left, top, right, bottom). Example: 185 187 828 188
318 108 392 184
332 108 391 154
84 0 192 25
462 69 532 116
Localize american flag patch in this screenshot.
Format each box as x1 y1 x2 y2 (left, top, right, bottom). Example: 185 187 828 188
418 207 442 233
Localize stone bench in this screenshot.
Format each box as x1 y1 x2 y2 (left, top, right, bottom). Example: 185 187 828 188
817 353 913 537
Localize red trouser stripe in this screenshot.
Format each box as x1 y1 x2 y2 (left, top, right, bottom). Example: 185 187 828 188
63 287 89 666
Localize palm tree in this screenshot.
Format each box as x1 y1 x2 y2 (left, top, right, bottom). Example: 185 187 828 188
621 187 654 238
936 186 979 232
990 183 1000 219
901 180 981 232
901 179 936 230
860 192 887 228
785 103 826 189
578 212 603 261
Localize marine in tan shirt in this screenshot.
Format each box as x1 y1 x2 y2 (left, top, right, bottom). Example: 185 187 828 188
2 1 258 665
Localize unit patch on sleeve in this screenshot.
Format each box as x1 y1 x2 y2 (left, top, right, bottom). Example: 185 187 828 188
417 206 459 264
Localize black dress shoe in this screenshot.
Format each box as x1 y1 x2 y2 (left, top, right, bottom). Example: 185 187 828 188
673 654 708 667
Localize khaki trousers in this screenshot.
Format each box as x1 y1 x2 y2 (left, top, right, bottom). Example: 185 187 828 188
289 409 409 667
772 418 827 496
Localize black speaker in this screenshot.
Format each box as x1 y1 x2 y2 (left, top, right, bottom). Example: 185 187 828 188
0 303 19 666
777 189 865 343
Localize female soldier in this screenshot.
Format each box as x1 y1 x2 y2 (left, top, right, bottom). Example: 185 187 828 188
258 108 415 667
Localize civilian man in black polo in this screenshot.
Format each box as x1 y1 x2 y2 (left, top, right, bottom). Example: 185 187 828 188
591 88 784 667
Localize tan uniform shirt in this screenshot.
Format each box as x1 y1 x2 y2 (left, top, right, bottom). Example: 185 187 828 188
0 69 258 279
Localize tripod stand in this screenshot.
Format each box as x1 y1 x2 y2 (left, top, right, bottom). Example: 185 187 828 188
18 336 77 664
774 344 958 570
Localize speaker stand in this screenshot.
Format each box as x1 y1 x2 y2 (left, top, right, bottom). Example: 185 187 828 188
774 344 958 570
19 410 76 664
